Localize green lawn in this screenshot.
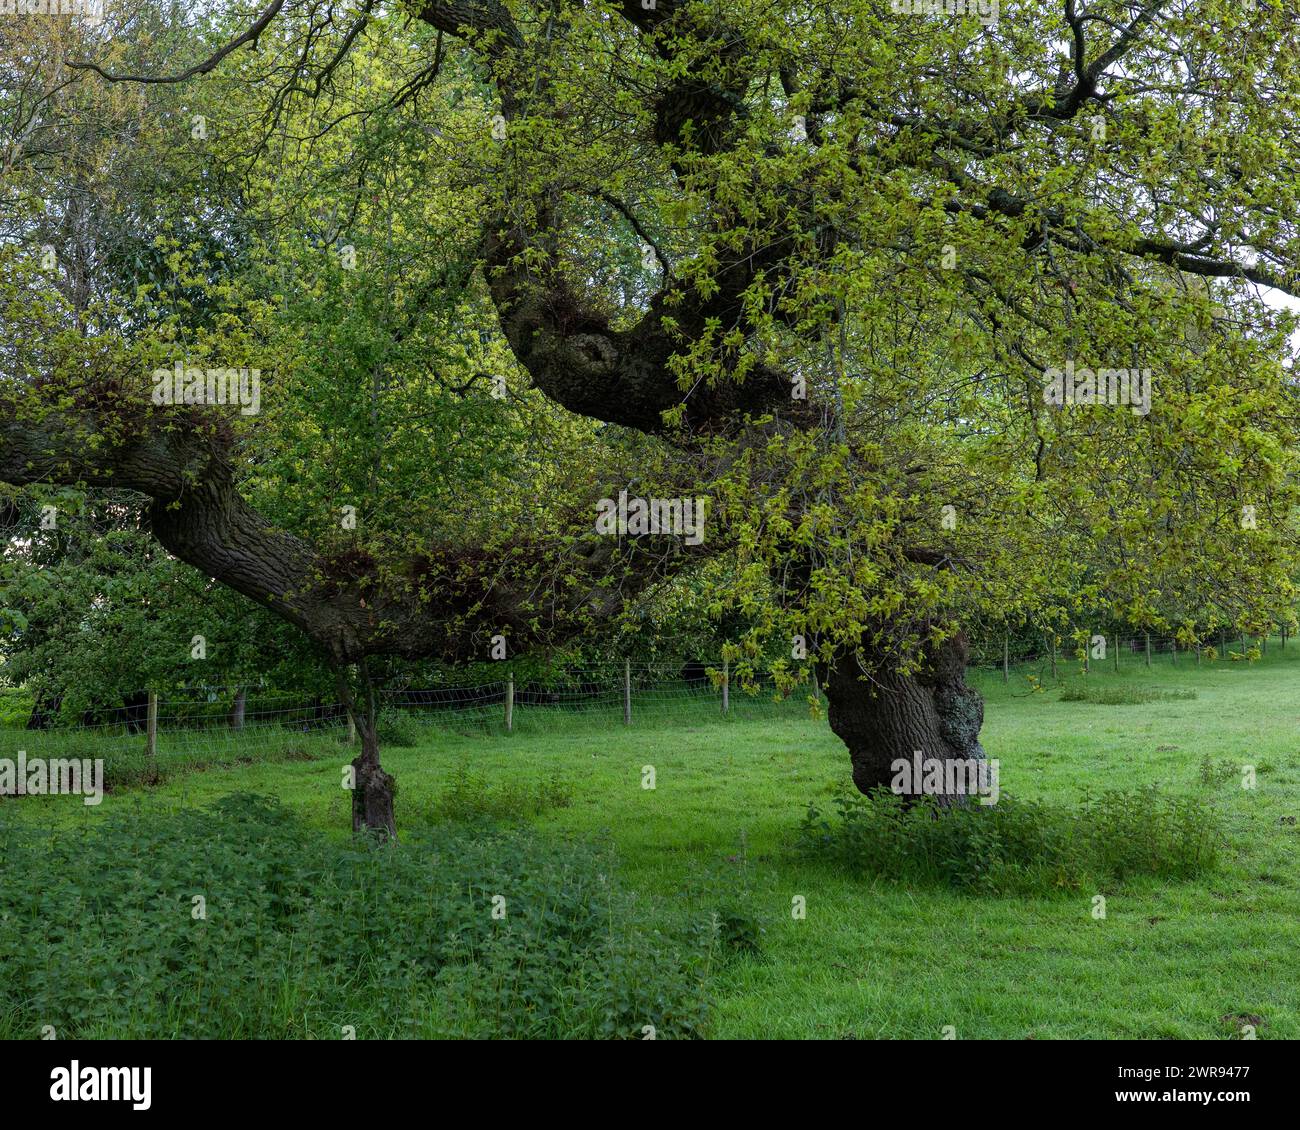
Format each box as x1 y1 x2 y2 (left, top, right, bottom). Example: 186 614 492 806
5 644 1299 1039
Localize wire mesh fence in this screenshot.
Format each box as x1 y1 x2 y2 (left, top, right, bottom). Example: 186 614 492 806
970 627 1284 679
1 661 822 776
1 628 1289 775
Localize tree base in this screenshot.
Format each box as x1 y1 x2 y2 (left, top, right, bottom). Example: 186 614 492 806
351 753 397 838
825 630 990 808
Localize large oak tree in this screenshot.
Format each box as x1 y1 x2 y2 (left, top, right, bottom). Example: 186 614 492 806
3 0 1299 833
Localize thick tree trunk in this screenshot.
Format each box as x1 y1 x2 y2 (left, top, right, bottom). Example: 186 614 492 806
350 718 396 838
824 631 990 807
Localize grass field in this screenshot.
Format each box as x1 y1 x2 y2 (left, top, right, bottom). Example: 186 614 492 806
3 644 1298 1039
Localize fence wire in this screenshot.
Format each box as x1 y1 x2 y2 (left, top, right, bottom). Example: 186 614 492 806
2 631 1287 772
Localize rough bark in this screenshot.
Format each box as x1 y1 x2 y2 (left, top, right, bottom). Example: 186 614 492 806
825 631 989 807
0 408 682 665
331 667 397 837
350 716 396 838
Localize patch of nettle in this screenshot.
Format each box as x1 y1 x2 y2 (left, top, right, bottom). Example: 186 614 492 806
0 795 713 1039
798 785 1220 894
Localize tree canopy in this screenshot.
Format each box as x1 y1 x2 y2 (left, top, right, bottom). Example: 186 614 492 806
4 0 1300 830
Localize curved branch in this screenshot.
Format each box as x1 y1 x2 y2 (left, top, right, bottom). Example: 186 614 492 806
65 0 287 84
0 397 702 662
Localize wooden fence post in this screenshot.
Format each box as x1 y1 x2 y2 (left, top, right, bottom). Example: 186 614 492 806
505 673 514 733
623 659 632 726
1113 635 1119 672
722 656 730 715
1145 632 1151 667
1002 636 1009 683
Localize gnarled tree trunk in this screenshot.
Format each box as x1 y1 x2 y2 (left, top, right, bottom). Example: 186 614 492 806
350 716 396 838
336 668 396 838
824 630 990 807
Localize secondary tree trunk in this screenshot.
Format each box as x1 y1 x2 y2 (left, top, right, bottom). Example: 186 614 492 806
350 716 397 838
824 630 989 807
334 665 397 837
